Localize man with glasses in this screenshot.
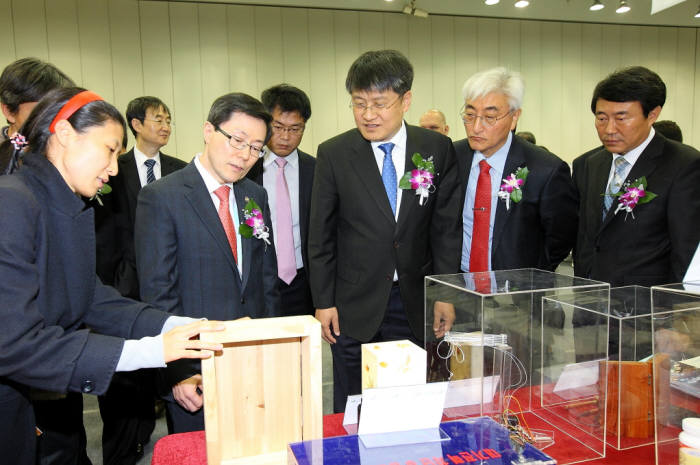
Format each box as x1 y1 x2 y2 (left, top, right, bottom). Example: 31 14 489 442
134 93 280 433
247 84 316 317
573 66 700 286
96 96 186 465
456 67 577 274
309 49 462 413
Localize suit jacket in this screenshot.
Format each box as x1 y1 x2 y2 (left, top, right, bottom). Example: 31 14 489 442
135 161 281 384
455 135 578 272
96 149 186 299
573 133 700 286
247 149 316 270
0 152 169 462
308 124 462 342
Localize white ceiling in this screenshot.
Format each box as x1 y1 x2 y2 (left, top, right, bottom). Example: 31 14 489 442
164 0 700 28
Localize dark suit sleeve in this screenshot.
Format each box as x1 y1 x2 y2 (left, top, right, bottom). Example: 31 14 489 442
539 159 579 269
135 184 183 315
430 138 463 274
307 144 339 309
260 188 281 316
668 154 700 281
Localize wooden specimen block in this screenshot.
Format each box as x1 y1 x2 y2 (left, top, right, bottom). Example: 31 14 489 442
361 339 426 391
201 315 322 465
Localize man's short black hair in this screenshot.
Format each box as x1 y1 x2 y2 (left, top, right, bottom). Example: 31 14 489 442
0 57 74 112
207 92 272 143
653 120 683 143
125 96 171 137
261 84 311 122
345 50 413 95
591 66 666 117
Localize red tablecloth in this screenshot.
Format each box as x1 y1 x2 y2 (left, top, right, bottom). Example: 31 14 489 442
151 413 657 465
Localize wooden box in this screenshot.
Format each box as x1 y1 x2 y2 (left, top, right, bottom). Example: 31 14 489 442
201 315 323 465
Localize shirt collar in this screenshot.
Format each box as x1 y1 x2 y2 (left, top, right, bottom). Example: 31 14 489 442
263 148 299 168
194 153 233 193
471 131 513 175
370 121 407 152
613 127 655 167
133 146 161 166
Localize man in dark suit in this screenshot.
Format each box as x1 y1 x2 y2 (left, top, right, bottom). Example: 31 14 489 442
96 96 187 465
456 67 577 274
135 93 281 432
247 84 315 316
573 66 700 287
308 50 462 413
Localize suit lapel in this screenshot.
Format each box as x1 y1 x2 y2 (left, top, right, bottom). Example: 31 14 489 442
233 182 252 291
492 139 526 256
455 140 475 213
396 128 418 234
298 152 313 247
348 132 396 226
598 135 664 232
182 164 240 278
120 151 142 213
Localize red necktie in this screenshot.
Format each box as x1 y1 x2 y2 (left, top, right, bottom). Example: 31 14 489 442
469 160 491 272
214 185 238 263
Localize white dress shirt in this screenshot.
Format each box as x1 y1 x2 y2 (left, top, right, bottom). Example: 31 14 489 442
133 146 163 187
262 149 303 269
194 154 243 276
606 127 655 190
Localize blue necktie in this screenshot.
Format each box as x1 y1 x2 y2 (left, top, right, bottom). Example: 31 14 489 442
379 142 397 215
603 156 629 218
145 159 156 184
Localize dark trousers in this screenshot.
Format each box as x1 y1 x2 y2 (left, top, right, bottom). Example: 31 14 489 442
165 399 204 434
330 285 422 413
34 392 92 465
98 370 156 465
0 383 35 465
279 267 314 317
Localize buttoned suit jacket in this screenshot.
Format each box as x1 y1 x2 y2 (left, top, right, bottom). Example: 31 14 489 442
96 149 186 299
0 152 169 465
454 135 578 272
135 162 281 384
308 124 462 342
572 133 700 286
247 149 316 270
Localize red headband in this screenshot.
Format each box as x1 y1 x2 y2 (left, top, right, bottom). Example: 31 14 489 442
49 90 103 133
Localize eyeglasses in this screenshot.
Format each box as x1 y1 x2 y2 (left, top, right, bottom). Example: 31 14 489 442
214 125 264 158
145 118 173 128
461 109 512 128
349 95 403 113
271 124 305 136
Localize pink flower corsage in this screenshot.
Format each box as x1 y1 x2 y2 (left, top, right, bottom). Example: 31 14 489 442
399 153 436 205
497 166 529 210
239 197 271 245
612 177 656 219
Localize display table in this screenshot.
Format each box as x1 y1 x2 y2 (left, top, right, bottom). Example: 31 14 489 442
151 413 657 465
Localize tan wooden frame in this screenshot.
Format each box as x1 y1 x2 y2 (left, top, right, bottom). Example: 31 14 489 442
201 315 323 465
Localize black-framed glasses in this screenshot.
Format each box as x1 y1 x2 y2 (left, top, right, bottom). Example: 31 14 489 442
349 95 403 113
271 123 305 136
214 125 264 158
145 118 173 128
460 109 512 128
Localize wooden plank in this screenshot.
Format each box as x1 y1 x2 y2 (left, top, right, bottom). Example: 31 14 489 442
301 328 323 439
427 15 454 129
12 0 48 60
673 28 695 142
169 1 203 159
198 3 229 114
407 13 432 126
307 9 337 148
540 22 562 156
254 6 284 93
226 4 257 96
383 12 408 57
561 22 583 162
476 18 499 71
333 10 359 136
45 0 81 84
138 0 176 156
76 0 114 101
358 10 384 53
519 20 541 145
453 16 478 141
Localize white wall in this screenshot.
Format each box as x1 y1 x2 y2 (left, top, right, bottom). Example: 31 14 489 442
1 0 698 162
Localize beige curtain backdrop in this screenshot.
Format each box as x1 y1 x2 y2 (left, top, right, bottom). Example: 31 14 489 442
1 0 697 162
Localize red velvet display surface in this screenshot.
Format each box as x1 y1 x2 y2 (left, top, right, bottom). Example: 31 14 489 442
151 413 657 465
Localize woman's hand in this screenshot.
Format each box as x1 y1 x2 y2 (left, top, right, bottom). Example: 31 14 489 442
163 320 225 363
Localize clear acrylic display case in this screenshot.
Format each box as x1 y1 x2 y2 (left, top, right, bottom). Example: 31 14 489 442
544 285 657 451
651 282 700 465
425 268 609 464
